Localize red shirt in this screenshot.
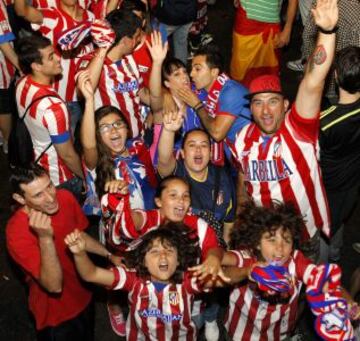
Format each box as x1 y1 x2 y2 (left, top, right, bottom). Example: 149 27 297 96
6 190 92 330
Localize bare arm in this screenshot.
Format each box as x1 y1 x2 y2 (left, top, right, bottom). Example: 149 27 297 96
276 0 298 48
222 265 250 285
14 0 43 24
0 42 20 71
295 0 338 119
236 171 249 214
223 222 234 246
80 231 110 257
106 0 121 14
29 210 63 293
83 47 109 92
78 70 98 170
147 31 169 112
54 140 84 179
65 230 115 286
176 87 235 141
157 111 183 177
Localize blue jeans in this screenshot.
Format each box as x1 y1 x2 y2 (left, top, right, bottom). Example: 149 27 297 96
164 22 192 63
192 294 219 329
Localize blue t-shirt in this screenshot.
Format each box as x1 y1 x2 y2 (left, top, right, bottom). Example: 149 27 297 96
217 79 252 143
173 160 236 223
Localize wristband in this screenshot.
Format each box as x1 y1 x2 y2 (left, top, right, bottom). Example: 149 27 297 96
106 252 112 261
317 26 338 35
193 102 204 112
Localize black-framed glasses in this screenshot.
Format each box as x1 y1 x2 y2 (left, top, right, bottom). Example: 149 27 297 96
98 120 127 134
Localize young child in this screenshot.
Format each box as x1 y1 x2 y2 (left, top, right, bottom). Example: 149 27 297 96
65 223 211 340
222 201 356 341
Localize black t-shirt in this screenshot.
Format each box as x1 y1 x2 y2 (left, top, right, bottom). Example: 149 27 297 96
319 98 360 191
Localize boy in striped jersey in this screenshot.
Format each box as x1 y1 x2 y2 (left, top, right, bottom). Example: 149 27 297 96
65 223 227 340
232 0 339 261
222 201 357 340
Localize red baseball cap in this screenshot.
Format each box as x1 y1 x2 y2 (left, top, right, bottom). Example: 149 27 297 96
245 74 283 99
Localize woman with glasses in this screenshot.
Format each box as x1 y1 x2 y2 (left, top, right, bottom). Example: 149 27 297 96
78 70 157 214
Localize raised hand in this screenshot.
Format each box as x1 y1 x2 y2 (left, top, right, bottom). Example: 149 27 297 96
64 229 86 254
162 110 183 132
28 209 53 239
104 179 129 194
146 30 168 64
312 0 338 31
77 70 94 100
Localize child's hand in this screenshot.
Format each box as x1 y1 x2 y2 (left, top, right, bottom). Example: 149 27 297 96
189 254 222 282
104 179 128 194
64 229 86 254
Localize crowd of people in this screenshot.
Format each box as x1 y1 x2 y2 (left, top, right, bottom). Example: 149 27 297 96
3 0 360 340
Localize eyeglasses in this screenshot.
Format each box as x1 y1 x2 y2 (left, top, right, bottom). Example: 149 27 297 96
98 120 127 134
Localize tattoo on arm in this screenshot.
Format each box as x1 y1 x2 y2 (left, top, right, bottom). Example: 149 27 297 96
308 45 327 72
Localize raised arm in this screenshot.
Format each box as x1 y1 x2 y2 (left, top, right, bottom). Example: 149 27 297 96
295 0 338 119
83 47 109 92
147 31 169 112
29 210 63 293
157 110 183 176
176 86 239 142
14 0 43 24
78 70 98 170
65 229 115 286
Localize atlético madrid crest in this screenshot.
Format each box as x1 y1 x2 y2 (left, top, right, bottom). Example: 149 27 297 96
169 292 179 306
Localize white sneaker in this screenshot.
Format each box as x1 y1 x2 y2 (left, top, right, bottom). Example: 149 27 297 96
287 58 305 72
205 320 219 341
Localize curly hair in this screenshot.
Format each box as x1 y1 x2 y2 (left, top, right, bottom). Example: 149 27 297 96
124 222 200 283
230 201 304 258
94 106 130 198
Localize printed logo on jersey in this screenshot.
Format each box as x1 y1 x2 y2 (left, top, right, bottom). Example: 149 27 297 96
113 80 139 93
169 291 179 306
138 308 183 323
215 190 224 206
244 159 293 182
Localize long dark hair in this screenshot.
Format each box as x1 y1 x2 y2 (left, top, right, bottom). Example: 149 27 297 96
94 106 129 198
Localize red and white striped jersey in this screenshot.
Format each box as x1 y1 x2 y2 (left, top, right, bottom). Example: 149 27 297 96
232 105 330 239
110 267 203 341
16 75 74 185
31 5 94 102
133 210 220 260
226 249 315 340
32 0 108 19
32 0 91 10
0 0 15 89
78 52 145 137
